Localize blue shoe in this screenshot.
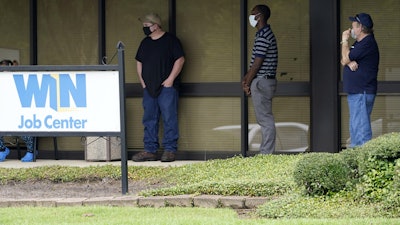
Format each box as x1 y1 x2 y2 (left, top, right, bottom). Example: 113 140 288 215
0 148 10 162
21 152 36 162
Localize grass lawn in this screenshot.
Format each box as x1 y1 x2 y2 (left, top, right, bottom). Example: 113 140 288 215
1 206 400 225
1 151 400 223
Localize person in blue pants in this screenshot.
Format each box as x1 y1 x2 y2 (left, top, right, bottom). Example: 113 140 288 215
0 60 37 162
133 12 185 162
0 136 36 162
341 13 379 147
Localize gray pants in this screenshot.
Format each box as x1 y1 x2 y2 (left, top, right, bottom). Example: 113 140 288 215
250 77 277 154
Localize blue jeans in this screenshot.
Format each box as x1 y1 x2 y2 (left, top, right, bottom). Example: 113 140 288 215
347 93 376 147
142 87 179 153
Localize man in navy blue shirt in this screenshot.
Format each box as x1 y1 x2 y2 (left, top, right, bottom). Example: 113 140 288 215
341 13 379 147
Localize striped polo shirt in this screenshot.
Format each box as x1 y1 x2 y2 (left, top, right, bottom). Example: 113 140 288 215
250 25 278 77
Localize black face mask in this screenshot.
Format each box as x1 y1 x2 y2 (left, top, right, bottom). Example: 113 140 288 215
143 27 152 36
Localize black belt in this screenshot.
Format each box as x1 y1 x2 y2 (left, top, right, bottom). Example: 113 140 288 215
258 75 275 79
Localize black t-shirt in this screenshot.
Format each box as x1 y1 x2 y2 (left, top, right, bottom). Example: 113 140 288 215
135 32 184 97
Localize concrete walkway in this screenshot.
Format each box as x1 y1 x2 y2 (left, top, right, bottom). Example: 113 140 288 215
0 159 204 168
0 159 269 209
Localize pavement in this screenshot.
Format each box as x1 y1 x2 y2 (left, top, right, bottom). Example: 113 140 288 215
0 159 204 168
0 159 269 209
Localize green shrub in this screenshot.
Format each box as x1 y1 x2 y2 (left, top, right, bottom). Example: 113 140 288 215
293 153 352 196
393 159 400 190
380 159 400 216
339 147 362 180
357 133 400 177
360 133 400 161
354 133 400 202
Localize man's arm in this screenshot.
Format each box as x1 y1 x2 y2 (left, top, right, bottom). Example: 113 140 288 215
341 42 359 71
341 40 351 66
242 57 263 96
162 56 185 87
340 29 358 71
341 29 351 66
136 61 146 88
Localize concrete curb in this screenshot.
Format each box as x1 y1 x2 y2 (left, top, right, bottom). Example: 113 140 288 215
0 195 269 209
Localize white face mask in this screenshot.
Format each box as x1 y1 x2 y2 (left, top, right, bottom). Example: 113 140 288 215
248 14 260 27
351 29 357 39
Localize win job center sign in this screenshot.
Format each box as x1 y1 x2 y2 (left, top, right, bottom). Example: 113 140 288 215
0 71 121 133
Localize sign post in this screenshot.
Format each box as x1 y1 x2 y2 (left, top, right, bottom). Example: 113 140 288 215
0 42 129 194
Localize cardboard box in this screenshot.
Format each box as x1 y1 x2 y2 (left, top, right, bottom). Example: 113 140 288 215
85 136 121 161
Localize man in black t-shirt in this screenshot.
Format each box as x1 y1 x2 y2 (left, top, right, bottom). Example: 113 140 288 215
133 13 185 162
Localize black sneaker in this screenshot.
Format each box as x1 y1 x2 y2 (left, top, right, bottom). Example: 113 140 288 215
132 151 157 162
161 151 175 162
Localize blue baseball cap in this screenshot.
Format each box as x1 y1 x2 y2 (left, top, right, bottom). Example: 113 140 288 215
349 13 373 29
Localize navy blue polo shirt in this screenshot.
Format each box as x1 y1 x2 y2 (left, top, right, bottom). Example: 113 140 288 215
343 34 379 94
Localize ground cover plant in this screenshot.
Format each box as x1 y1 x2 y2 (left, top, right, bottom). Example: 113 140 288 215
1 132 400 220
139 154 299 197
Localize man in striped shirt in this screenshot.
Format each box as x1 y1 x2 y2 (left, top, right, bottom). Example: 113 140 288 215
242 4 278 154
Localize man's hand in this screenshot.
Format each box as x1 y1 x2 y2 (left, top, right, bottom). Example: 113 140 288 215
342 28 351 42
162 78 174 87
242 80 251 96
347 61 359 71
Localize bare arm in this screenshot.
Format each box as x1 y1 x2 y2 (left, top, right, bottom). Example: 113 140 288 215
340 29 351 66
136 61 146 88
341 42 351 66
340 29 358 71
242 57 264 96
162 56 185 87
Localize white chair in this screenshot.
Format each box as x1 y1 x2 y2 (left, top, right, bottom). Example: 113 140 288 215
213 122 309 153
345 118 383 148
